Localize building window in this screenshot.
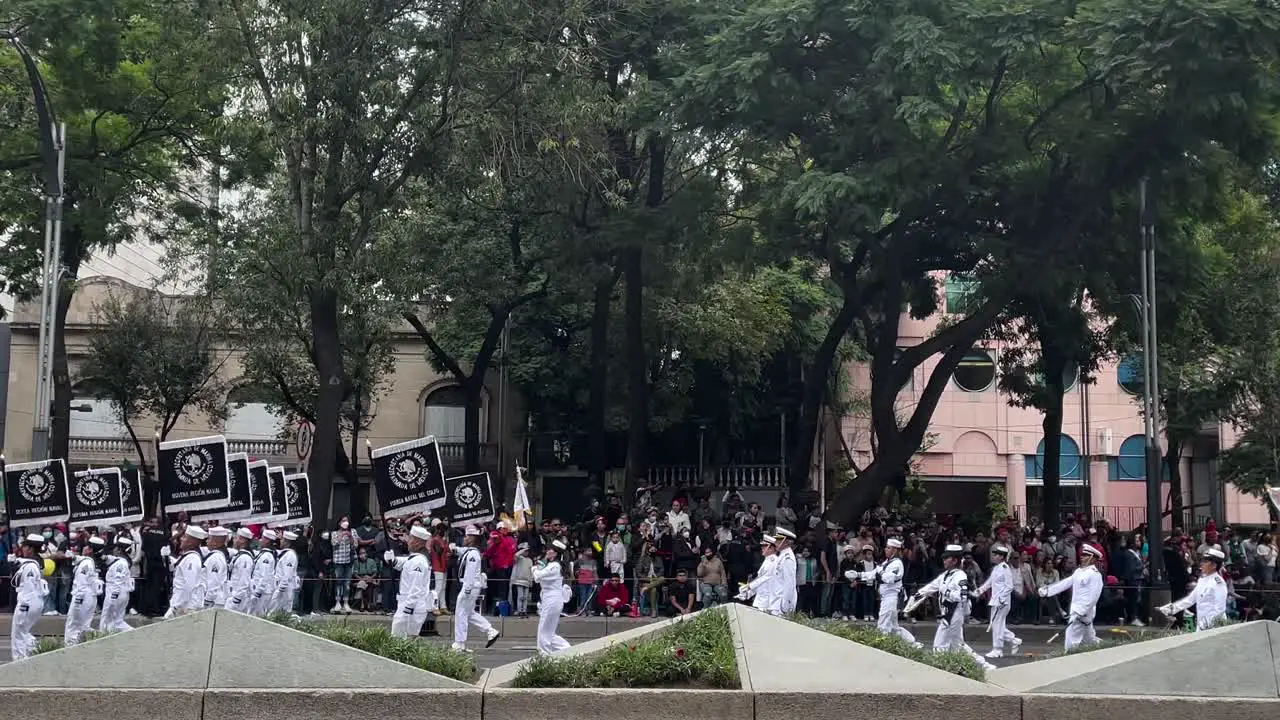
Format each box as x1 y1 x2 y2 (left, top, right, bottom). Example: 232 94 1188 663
69 380 129 439
421 385 484 443
1109 434 1146 481
225 384 287 440
953 349 996 392
895 347 914 392
945 275 979 315
1118 354 1144 395
1035 360 1080 393
1025 435 1081 481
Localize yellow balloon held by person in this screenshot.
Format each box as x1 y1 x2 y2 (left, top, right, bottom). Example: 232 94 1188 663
42 559 56 577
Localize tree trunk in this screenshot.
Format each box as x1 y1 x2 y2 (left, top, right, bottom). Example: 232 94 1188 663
1165 435 1184 525
1039 351 1068 529
307 285 344 526
587 274 614 490
463 379 484 474
50 223 84 463
788 295 859 493
347 405 367 523
621 244 647 494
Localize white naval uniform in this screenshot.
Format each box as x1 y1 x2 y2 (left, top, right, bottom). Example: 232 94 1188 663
532 560 571 654
203 549 230 609
776 546 797 614
389 552 435 637
1040 564 1103 650
1164 572 1228 630
975 560 1020 655
249 549 278 616
856 556 917 644
914 568 994 670
65 554 103 645
270 547 300 615
167 550 207 618
453 546 496 648
224 549 256 613
99 555 135 633
10 558 49 661
741 554 781 615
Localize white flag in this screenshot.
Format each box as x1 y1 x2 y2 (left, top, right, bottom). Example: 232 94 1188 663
513 466 531 526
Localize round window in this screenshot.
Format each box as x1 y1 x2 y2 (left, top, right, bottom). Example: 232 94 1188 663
1035 360 1080 392
1118 354 1144 395
953 349 996 392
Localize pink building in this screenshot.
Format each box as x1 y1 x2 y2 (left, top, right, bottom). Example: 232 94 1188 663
843 282 1272 530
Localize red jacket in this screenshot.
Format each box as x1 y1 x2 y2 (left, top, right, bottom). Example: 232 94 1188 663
597 580 630 609
483 534 516 570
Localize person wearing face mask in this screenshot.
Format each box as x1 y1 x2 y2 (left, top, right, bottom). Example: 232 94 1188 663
331 516 357 614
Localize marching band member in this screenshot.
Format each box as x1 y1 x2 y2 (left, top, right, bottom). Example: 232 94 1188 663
203 527 231 610
165 525 208 618
847 537 918 646
452 526 501 652
1039 543 1104 650
532 539 571 654
271 530 301 616
1157 548 1228 630
772 527 798 614
906 544 995 671
99 536 135 633
9 534 50 660
736 535 781 615
224 528 257 613
250 529 279 616
974 544 1021 658
65 537 106 645
386 525 435 637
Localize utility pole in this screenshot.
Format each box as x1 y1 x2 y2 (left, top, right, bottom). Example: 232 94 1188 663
1139 177 1168 608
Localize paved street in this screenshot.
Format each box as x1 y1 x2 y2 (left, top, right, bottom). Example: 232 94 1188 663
0 612 1159 668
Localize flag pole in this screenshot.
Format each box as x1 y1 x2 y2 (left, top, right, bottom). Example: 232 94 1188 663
153 432 164 522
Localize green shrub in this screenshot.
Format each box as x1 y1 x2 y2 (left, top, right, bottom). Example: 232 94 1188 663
266 613 477 682
797 618 986 681
513 608 739 689
31 636 65 656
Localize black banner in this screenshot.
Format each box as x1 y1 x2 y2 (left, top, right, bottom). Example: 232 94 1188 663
283 472 312 526
443 472 496 527
191 452 252 522
69 467 124 530
266 466 289 524
3 459 70 527
245 460 271 523
370 436 447 518
158 435 230 513
119 467 144 524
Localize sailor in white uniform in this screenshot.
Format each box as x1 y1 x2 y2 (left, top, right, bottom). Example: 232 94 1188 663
165 525 208 618
8 534 50 661
99 536 136 633
532 540 571 654
848 537 918 645
224 528 257 613
452 526 501 651
1039 543 1104 650
773 527 798 614
271 530 301 616
202 527 231 610
736 535 781 615
249 529 279 616
1158 547 1229 630
387 525 436 637
65 537 106 645
974 544 1021 658
906 544 995 671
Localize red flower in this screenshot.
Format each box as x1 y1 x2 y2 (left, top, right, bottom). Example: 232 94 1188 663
673 647 686 660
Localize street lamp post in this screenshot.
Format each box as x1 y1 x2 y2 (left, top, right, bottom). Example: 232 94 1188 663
1139 177 1168 606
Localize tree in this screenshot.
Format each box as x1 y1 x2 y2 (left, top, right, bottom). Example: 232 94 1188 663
77 288 231 486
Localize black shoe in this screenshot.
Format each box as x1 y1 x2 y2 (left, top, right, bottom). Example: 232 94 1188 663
485 631 501 648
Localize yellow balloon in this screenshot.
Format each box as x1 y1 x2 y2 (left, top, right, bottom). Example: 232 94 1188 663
42 559 55 577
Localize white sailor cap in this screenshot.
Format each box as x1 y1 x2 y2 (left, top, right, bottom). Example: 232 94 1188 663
209 527 231 538
760 534 776 545
236 528 255 540
115 536 134 547
431 518 444 527
552 539 567 551
465 526 482 536
88 536 106 547
261 529 279 541
25 533 46 545
862 544 875 552
185 525 208 540
1203 548 1226 562
1081 544 1103 558
992 544 1011 555
886 538 903 549
774 527 796 540
409 525 430 540
943 543 964 556
282 530 298 541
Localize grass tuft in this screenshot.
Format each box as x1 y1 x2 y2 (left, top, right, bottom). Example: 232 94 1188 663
266 612 478 682
796 618 987 681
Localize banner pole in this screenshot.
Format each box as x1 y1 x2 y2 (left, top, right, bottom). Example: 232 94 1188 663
153 432 164 522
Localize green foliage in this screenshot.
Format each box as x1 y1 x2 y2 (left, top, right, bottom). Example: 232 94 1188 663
267 613 477 682
29 629 109 656
797 618 985 681
512 608 739 689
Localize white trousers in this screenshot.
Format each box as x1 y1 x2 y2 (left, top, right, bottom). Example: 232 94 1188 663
1064 612 1098 650
249 588 274 617
453 590 494 646
988 602 1020 652
391 608 429 638
98 589 133 633
931 606 992 668
269 586 297 616
64 594 96 645
10 597 42 661
224 590 251 614
877 591 917 644
536 600 570 654
433 572 447 610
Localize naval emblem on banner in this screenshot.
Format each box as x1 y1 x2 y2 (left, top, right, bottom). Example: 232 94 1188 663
3 459 71 526
69 467 124 530
266 466 290 525
158 435 230 513
242 459 272 524
370 436 447 517
190 451 253 523
443 471 496 527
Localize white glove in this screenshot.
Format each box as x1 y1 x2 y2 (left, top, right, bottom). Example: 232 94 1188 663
843 570 858 581
1155 604 1173 617
160 546 171 558
1037 586 1048 597
383 550 395 563
5 554 15 563
734 590 750 601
